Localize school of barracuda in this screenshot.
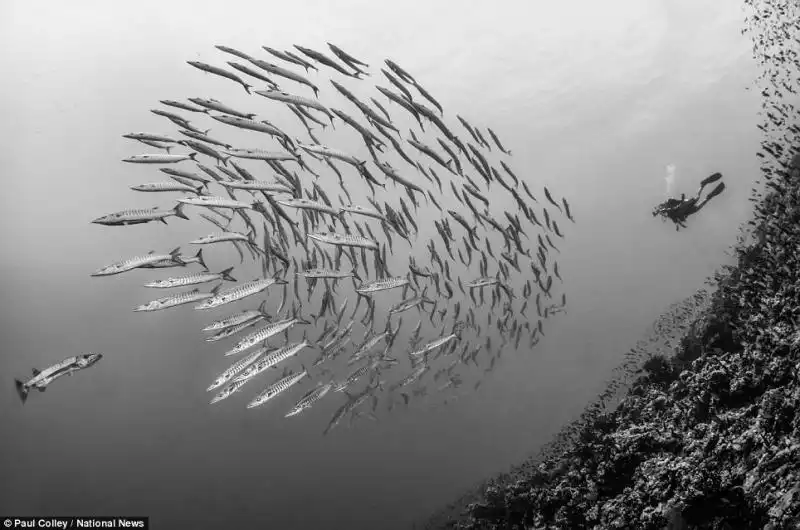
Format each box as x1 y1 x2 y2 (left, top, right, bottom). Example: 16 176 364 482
91 42 575 434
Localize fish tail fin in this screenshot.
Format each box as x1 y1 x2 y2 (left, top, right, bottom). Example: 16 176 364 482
165 146 172 154
15 379 28 404
188 152 198 160
173 202 190 220
194 184 204 194
246 113 257 120
220 267 236 282
244 83 252 95
311 86 320 99
195 249 208 271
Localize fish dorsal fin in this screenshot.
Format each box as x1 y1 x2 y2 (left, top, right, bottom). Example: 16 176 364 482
32 368 41 376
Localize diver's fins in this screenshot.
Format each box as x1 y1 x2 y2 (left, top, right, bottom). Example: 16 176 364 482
700 172 723 188
704 181 726 201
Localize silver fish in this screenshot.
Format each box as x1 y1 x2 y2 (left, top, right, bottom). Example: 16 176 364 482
277 198 340 217
14 353 103 404
308 232 378 251
206 347 268 392
130 181 202 193
233 341 309 381
285 382 332 417
196 277 282 310
91 204 190 226
122 153 197 164
122 132 179 143
202 302 268 332
188 97 255 119
205 315 266 342
356 276 409 294
246 370 308 409
254 90 334 123
209 377 250 404
224 317 307 357
465 277 499 289
219 180 293 193
133 288 216 312
190 232 252 245
338 204 385 220
92 248 183 276
177 196 256 210
223 148 298 162
144 267 236 288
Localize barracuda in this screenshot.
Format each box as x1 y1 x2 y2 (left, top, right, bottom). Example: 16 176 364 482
195 277 284 310
92 248 183 276
14 353 103 404
145 267 236 289
247 370 308 409
207 347 269 392
232 341 309 382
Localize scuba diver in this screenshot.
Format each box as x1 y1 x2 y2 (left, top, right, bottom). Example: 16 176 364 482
652 172 726 230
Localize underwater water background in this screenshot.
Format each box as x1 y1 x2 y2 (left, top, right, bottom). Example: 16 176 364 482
0 1 762 529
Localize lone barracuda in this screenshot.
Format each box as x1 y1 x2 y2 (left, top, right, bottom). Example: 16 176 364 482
15 353 102 404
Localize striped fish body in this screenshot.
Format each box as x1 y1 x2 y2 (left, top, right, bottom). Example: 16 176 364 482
322 380 381 435
188 98 254 119
131 181 201 193
285 383 332 417
123 132 179 143
246 370 308 409
144 269 232 288
190 232 250 245
91 205 188 226
333 364 371 392
210 377 250 404
299 268 354 279
394 363 429 389
196 278 279 310
92 248 181 276
206 347 268 392
233 341 309 381
123 153 196 164
224 318 302 356
348 332 389 364
205 315 266 342
298 144 362 167
254 90 331 117
308 232 378 251
277 198 339 216
134 289 214 312
16 353 103 403
212 115 286 138
409 334 457 357
339 204 384 220
202 309 264 332
160 168 213 184
178 196 254 210
223 149 298 162
389 296 424 314
220 180 292 193
356 276 408 294
466 277 499 289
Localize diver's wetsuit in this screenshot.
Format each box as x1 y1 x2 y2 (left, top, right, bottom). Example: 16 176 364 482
653 173 725 230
